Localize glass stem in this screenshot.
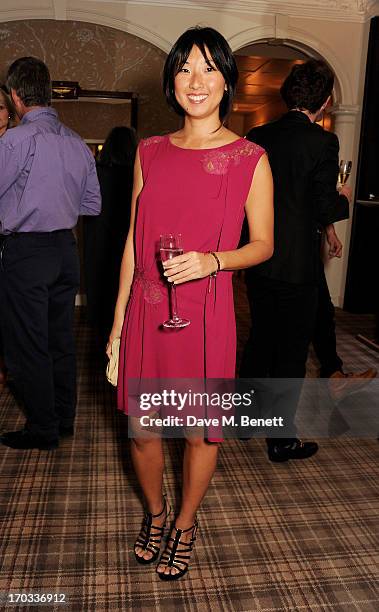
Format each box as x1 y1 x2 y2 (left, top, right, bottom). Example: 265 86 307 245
171 284 179 321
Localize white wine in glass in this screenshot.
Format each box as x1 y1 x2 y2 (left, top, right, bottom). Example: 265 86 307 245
160 233 190 329
338 160 352 186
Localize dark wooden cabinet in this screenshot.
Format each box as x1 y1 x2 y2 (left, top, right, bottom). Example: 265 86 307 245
344 17 379 314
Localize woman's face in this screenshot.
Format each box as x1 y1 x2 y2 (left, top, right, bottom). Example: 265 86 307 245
0 93 10 137
174 45 226 121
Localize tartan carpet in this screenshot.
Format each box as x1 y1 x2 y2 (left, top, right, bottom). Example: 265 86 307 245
0 280 378 612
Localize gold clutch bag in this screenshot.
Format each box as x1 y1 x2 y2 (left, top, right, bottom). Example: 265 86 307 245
106 338 120 386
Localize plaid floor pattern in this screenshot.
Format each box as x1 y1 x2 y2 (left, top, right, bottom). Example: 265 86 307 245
0 279 378 611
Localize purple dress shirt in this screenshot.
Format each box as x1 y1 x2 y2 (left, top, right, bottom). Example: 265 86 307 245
0 107 101 234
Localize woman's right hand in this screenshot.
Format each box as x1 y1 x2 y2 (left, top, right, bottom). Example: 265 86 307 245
106 322 123 359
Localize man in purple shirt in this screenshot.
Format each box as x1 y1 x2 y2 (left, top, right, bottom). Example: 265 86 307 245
0 57 101 450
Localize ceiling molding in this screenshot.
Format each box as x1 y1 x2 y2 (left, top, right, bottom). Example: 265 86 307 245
0 1 377 24
53 0 67 21
366 0 379 18
120 0 379 22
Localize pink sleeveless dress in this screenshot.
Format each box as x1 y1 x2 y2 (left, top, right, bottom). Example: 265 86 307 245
117 135 265 417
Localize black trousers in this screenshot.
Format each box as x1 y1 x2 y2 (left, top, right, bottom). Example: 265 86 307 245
240 275 318 445
0 231 80 439
312 260 343 377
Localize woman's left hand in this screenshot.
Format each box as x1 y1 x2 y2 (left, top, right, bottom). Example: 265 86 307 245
163 251 218 285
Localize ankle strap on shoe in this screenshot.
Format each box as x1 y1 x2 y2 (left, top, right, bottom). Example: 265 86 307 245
173 519 198 537
149 495 167 519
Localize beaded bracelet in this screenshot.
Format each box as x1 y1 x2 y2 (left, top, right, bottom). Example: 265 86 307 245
208 251 221 276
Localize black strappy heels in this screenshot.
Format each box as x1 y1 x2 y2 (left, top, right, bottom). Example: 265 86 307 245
156 520 198 580
134 496 171 565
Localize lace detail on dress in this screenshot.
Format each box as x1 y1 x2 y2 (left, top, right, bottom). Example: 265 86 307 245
201 140 263 175
134 267 165 304
142 136 165 147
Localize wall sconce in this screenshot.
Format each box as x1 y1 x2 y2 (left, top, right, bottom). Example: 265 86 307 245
52 81 79 99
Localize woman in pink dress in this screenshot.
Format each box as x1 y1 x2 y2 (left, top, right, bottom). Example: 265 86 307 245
107 27 274 580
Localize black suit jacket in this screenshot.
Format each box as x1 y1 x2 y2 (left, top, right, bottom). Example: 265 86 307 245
246 111 349 284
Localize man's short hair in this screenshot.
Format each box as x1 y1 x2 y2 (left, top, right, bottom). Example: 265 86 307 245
280 60 334 113
6 57 51 107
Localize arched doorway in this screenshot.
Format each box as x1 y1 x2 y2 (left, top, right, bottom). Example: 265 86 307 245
228 40 334 136
229 38 357 309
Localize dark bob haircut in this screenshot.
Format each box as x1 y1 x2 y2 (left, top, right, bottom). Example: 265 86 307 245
163 27 238 122
280 59 334 113
98 126 137 168
6 56 51 107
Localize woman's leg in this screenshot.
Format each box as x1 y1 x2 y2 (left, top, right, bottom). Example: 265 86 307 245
129 417 166 561
157 436 218 576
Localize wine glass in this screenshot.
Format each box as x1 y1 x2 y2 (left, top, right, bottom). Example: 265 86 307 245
160 233 190 329
338 160 352 186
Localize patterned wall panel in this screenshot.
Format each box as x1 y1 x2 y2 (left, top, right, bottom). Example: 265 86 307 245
53 101 131 141
0 19 180 138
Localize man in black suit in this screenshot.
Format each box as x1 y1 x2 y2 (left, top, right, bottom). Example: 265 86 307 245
240 60 350 462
